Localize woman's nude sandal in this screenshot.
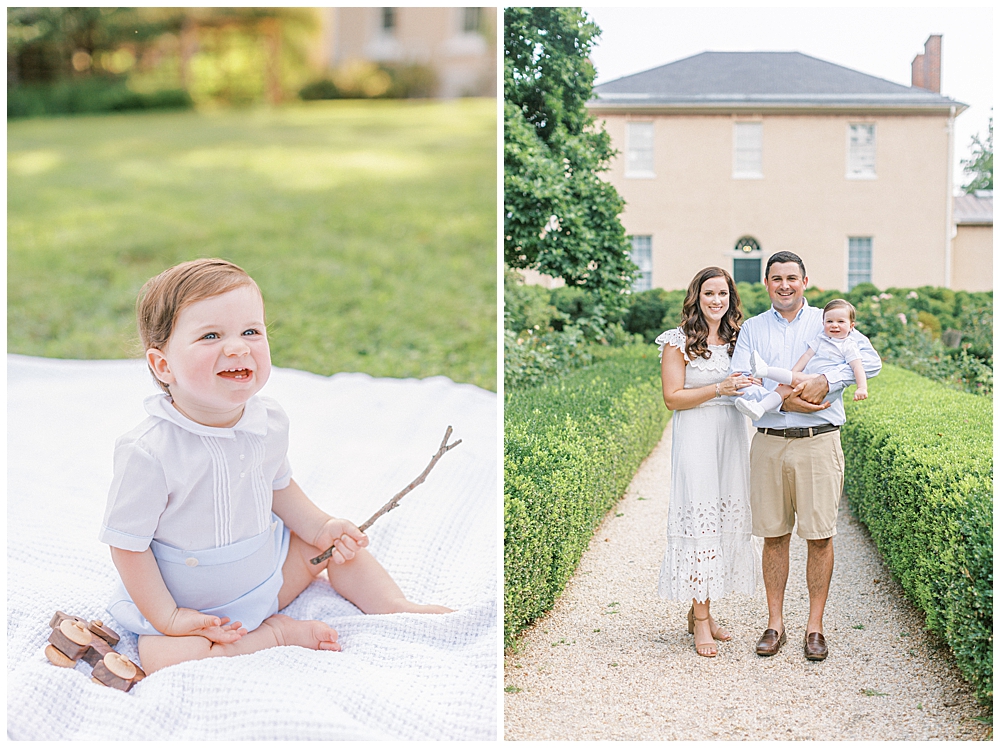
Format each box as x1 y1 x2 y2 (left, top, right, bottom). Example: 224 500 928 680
687 606 732 642
688 611 717 657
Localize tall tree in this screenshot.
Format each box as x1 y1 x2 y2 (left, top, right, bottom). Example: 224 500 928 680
504 8 635 316
961 116 992 193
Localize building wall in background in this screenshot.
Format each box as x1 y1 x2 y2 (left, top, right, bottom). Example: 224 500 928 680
321 7 496 99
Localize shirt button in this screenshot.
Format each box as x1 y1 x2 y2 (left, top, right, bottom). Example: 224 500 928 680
240 472 246 478
185 557 199 567
240 455 245 460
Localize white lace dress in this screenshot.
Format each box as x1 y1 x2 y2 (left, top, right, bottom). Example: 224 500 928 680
655 327 762 602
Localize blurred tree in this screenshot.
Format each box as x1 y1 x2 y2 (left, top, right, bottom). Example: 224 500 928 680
504 7 636 319
961 116 993 193
8 7 318 105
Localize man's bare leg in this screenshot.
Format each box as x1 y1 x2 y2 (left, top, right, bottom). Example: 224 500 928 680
762 534 790 633
138 614 339 674
805 537 834 635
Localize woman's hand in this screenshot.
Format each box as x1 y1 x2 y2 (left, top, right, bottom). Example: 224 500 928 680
313 518 369 565
717 372 756 397
162 609 247 642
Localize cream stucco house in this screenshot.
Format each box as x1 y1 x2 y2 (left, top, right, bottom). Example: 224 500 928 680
586 35 990 293
318 7 496 99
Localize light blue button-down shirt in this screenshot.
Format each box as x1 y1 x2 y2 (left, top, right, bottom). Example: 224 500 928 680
730 299 881 428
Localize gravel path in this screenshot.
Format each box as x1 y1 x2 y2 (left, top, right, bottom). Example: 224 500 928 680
503 421 990 741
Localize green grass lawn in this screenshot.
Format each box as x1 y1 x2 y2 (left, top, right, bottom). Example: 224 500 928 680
8 99 497 390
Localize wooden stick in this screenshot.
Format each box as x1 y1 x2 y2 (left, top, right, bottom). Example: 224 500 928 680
310 426 462 565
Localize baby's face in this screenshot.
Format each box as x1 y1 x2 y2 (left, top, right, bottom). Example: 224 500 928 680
823 308 854 339
150 284 271 426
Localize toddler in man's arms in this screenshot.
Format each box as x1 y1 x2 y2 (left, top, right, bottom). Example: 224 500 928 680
735 299 873 421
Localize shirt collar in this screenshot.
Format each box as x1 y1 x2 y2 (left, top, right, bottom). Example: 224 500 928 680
143 394 268 438
768 296 810 323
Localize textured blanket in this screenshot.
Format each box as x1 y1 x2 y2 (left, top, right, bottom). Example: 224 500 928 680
7 355 497 740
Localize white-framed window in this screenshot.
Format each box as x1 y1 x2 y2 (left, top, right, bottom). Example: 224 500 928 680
733 121 763 178
630 235 653 291
625 122 655 178
847 236 873 289
847 124 876 178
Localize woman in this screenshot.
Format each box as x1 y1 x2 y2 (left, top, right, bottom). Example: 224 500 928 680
656 267 762 657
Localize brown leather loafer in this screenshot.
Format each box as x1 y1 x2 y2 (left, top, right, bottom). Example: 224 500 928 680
804 632 828 661
755 628 786 656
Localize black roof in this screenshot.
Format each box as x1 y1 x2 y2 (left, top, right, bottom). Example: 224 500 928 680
590 51 966 112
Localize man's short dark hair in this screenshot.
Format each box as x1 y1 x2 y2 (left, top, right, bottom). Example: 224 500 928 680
765 251 806 279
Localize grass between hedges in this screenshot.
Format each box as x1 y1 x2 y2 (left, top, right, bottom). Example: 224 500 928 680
843 364 993 707
8 100 497 390
504 345 671 650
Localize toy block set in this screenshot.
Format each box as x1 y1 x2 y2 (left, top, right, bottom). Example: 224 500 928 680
44 611 146 692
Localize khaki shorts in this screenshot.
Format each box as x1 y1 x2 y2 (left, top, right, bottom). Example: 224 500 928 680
749 429 844 539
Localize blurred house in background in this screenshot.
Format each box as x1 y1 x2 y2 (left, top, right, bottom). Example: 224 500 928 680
586 35 988 293
950 191 993 293
319 8 496 99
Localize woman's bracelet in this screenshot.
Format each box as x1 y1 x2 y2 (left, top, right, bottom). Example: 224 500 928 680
715 382 721 398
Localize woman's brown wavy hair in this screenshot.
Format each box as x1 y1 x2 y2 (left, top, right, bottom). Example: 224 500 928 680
680 266 743 360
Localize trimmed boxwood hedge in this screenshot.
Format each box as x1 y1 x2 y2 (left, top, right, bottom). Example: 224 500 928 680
504 345 670 650
843 364 993 706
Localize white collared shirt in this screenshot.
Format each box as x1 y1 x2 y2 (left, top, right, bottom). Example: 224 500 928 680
731 299 881 428
807 331 863 369
99 394 293 552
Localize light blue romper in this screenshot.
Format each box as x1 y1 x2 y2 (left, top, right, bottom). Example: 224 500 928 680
100 394 294 636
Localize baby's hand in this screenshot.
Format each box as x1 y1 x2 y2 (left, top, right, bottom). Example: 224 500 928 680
314 518 369 565
854 388 868 401
164 608 247 642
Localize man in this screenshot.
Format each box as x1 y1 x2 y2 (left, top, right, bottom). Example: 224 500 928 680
731 252 881 660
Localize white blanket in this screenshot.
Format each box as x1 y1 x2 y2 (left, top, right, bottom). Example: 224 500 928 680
6 355 497 740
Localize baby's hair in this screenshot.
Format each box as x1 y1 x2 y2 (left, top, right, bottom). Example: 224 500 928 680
823 298 856 324
137 258 261 393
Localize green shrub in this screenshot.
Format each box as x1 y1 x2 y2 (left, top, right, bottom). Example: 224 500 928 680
504 267 561 334
843 365 992 706
298 62 437 101
503 325 592 390
735 282 771 317
8 79 192 118
504 345 670 649
623 288 685 343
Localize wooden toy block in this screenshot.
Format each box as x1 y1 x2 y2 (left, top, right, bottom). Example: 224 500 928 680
88 619 120 648
92 652 146 691
43 611 147 692
47 619 93 661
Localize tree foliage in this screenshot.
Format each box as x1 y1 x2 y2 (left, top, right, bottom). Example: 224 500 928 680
503 7 635 316
8 7 317 105
961 116 992 193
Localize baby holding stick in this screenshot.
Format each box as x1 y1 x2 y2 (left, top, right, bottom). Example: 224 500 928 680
100 259 451 674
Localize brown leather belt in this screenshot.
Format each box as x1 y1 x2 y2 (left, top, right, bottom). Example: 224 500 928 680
757 424 840 439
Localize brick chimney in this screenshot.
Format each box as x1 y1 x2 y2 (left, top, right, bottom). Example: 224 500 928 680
911 34 942 92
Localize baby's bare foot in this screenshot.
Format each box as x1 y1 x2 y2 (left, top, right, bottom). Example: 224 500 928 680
262 613 341 651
